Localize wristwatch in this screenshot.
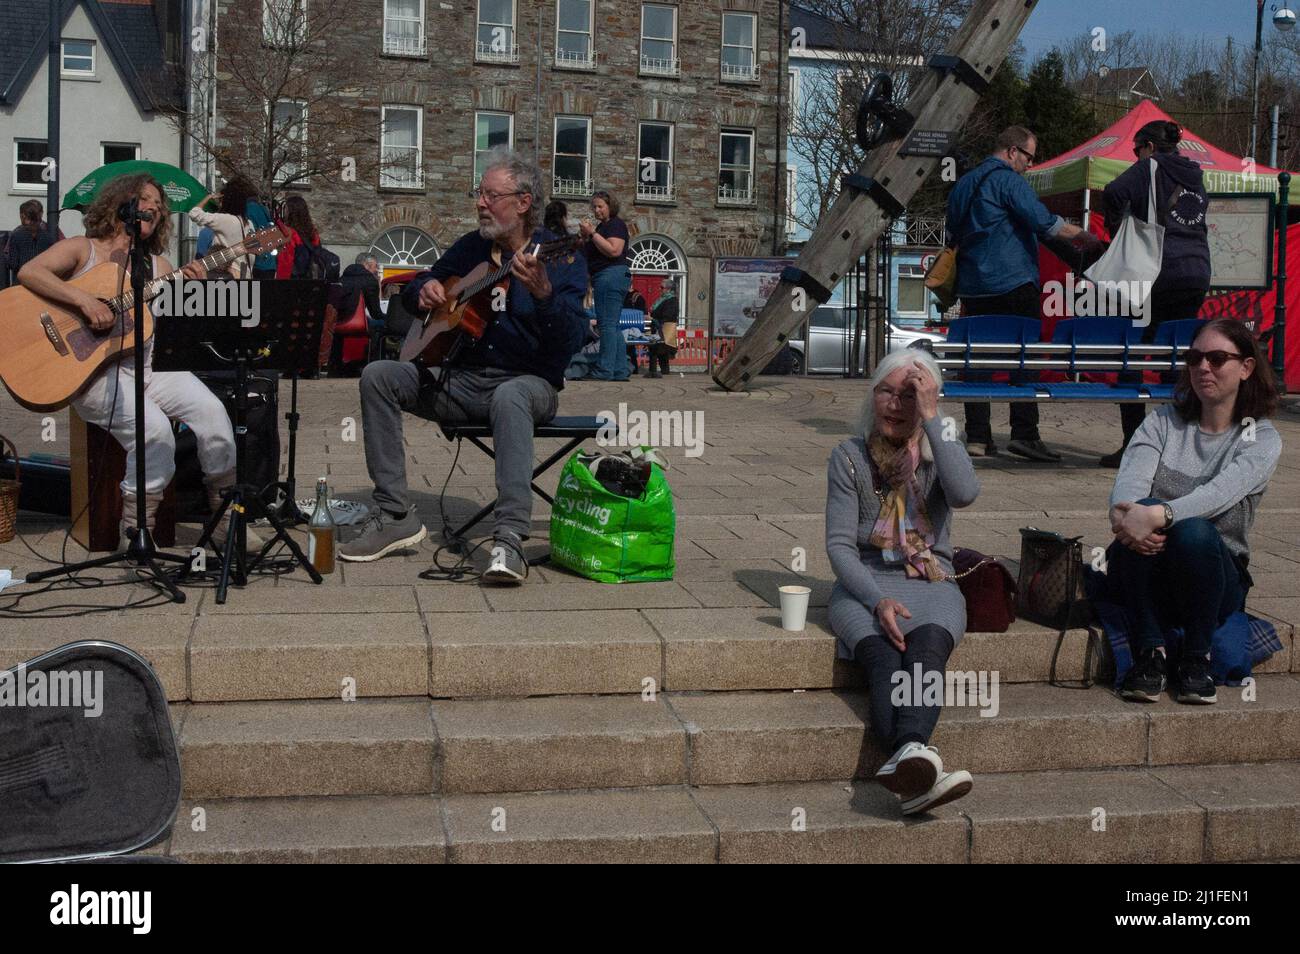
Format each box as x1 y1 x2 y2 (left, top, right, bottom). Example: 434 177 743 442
1160 502 1174 530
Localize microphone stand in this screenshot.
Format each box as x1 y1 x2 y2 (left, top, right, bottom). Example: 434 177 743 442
25 199 190 601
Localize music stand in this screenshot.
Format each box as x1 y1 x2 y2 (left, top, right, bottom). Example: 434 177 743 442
152 280 329 604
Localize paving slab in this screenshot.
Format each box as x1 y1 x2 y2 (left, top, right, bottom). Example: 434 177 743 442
480 580 699 611
1152 761 1300 862
199 585 420 615
1147 674 1300 765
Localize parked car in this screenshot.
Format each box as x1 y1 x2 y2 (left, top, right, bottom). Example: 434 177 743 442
785 305 945 374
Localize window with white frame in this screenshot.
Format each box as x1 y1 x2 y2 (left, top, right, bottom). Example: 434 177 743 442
718 128 754 204
14 140 48 191
270 100 307 182
552 116 592 197
61 39 95 76
637 122 674 201
263 0 307 46
381 106 423 188
477 0 518 63
384 0 425 56
897 264 928 314
787 67 801 132
473 111 513 184
101 142 140 166
555 0 595 69
640 4 678 76
785 165 797 235
720 12 757 81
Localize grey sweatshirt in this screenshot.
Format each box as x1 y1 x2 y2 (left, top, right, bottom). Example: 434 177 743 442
1110 405 1282 563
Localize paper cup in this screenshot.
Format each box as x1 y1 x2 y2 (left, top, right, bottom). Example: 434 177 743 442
778 585 812 632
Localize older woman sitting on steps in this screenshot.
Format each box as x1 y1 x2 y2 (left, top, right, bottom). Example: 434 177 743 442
826 349 980 815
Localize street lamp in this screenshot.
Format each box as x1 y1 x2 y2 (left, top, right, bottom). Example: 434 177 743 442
1251 2 1297 159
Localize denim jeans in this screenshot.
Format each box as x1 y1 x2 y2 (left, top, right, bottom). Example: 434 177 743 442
591 265 631 379
853 624 955 751
1106 498 1246 659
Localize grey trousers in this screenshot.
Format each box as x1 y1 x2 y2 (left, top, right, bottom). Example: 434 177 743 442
359 360 559 537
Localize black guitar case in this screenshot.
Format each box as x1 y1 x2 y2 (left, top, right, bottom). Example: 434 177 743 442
0 641 182 863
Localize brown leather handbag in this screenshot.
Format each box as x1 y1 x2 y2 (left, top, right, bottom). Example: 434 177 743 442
950 547 1017 632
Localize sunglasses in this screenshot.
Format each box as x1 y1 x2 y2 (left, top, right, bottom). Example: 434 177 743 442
1015 145 1036 163
1185 349 1246 369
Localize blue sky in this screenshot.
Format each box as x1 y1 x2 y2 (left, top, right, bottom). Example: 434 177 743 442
1019 0 1286 62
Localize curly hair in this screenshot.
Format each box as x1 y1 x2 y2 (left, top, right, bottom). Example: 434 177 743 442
218 175 259 217
279 195 318 244
81 173 172 254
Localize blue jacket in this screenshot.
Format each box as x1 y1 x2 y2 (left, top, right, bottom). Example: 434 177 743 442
1102 153 1211 295
402 228 588 389
947 157 1065 298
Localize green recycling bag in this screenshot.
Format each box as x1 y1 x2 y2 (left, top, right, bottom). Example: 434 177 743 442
549 452 675 583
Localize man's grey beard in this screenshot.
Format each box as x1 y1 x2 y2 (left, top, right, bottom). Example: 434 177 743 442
478 218 508 241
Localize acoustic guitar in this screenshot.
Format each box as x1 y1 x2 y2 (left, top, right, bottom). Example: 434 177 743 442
0 227 286 411
400 234 582 368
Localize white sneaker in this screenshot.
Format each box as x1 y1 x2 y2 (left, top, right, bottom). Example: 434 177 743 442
901 769 974 816
874 741 942 799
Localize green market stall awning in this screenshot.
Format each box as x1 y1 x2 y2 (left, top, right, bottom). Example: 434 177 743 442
1027 99 1299 206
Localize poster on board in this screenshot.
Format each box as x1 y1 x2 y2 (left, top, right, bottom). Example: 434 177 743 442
1206 193 1275 291
712 258 788 338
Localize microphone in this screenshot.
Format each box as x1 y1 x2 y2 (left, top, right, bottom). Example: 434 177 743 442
137 210 155 222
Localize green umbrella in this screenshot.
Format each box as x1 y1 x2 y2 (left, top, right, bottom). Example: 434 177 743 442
61 160 214 213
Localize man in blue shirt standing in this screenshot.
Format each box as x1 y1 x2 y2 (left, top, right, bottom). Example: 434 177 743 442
339 148 588 583
947 126 1100 461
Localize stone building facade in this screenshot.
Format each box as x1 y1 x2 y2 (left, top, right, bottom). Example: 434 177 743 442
209 0 789 329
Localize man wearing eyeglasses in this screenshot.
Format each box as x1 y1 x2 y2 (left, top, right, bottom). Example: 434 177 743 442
339 147 588 583
945 126 1102 462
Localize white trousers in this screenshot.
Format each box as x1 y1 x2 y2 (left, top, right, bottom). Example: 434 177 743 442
71 360 236 495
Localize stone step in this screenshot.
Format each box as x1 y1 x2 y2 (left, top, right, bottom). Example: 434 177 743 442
165 761 1300 863
175 676 1300 798
8 605 1286 704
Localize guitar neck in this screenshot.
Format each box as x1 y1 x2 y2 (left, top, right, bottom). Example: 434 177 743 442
113 241 259 312
454 238 579 303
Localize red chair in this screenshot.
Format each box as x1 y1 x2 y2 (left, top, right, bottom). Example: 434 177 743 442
330 296 373 366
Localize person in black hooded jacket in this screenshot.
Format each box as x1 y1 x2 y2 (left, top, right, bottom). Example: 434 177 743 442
1099 120 1211 466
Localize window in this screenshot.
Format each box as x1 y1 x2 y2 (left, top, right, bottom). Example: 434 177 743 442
101 143 140 166
555 0 595 70
14 140 48 191
381 106 422 189
785 165 797 235
637 122 674 201
270 100 307 183
369 227 440 269
384 0 425 56
473 111 513 183
720 12 758 82
477 0 518 64
718 128 754 204
787 67 801 132
811 306 846 330
263 0 307 46
552 116 592 197
61 39 95 76
640 4 678 76
897 265 927 314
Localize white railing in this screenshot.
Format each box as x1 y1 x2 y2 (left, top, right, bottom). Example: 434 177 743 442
476 40 520 64
555 47 597 70
381 149 422 189
637 181 674 202
718 183 754 205
721 61 760 82
383 31 426 57
640 54 680 76
552 177 592 197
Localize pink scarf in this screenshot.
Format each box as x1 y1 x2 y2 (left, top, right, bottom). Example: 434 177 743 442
867 433 944 581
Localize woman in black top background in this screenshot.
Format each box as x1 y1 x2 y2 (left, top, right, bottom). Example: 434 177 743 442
580 190 632 380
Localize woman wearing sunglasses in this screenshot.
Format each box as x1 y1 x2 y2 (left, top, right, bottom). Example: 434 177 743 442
1106 319 1281 704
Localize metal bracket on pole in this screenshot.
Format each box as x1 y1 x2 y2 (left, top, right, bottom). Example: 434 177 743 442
842 173 905 219
927 54 992 96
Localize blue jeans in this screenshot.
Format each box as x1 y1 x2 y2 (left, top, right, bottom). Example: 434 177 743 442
1106 498 1246 659
591 265 631 379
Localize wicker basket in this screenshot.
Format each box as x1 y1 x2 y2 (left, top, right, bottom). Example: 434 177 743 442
0 435 19 544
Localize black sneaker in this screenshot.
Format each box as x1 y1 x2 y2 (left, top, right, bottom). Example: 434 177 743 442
1006 438 1063 462
1120 646 1167 702
1174 656 1217 705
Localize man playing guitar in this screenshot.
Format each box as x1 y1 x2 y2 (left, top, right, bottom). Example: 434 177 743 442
16 173 246 548
339 148 587 582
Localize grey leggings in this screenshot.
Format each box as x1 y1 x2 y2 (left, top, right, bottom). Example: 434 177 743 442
853 624 955 751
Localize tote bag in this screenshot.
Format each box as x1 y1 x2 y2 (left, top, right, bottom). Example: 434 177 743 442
1083 159 1165 318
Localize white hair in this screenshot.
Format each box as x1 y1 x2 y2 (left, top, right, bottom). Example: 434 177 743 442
852 347 946 461
480 146 543 231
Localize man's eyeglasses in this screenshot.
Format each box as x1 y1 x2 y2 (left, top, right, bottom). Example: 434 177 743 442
1185 349 1246 369
468 189 525 203
1014 145 1036 164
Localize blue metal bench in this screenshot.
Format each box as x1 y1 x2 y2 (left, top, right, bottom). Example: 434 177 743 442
926 316 1198 402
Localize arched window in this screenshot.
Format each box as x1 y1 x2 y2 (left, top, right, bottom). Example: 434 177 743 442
628 234 688 323
368 226 440 272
